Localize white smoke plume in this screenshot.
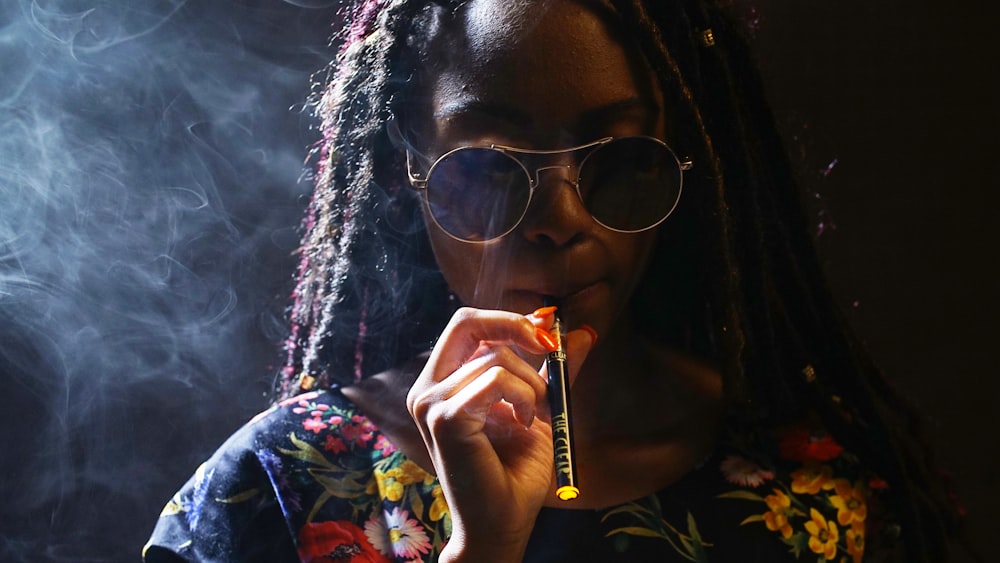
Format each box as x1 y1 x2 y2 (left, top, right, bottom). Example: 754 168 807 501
0 1 336 560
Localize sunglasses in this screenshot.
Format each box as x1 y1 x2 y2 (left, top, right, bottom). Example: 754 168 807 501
405 136 693 243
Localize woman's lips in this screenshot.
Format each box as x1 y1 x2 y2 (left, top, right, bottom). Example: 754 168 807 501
514 281 594 300
509 280 607 312
553 282 602 302
513 273 604 298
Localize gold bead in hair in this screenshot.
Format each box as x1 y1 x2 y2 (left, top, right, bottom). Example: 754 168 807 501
299 373 316 391
802 364 817 383
700 28 716 47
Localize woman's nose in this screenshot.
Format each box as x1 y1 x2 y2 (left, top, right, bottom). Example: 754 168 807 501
518 166 592 246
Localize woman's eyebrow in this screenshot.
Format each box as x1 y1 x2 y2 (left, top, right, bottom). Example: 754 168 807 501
434 97 658 129
434 99 533 128
574 97 659 128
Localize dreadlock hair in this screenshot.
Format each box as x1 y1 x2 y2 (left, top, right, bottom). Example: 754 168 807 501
278 0 963 560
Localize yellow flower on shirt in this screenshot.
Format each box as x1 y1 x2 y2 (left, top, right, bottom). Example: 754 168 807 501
804 508 839 560
429 484 449 522
762 489 794 539
373 467 404 502
790 463 835 495
845 526 865 563
829 478 867 527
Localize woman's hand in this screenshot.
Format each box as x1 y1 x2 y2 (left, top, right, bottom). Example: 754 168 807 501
406 307 594 562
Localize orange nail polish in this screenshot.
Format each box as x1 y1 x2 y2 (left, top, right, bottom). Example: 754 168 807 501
580 324 599 346
531 305 558 319
535 327 559 352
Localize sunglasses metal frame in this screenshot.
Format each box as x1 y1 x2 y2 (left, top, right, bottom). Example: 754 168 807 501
405 136 693 243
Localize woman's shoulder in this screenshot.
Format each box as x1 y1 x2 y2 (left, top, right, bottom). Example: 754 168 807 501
168 387 387 484
247 387 383 451
144 387 444 562
591 414 892 561
698 416 901 561
243 386 451 561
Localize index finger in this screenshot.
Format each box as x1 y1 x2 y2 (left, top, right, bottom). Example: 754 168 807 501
428 307 555 380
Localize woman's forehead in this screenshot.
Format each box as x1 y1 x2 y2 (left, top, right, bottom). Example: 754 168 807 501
453 0 621 67
418 0 661 142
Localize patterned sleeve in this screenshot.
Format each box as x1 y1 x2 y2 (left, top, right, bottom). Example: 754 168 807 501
142 402 302 562
144 388 452 563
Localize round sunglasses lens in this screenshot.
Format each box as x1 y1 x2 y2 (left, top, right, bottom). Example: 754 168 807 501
425 148 530 242
578 137 682 231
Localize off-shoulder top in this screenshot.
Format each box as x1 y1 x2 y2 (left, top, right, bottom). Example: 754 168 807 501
144 387 900 562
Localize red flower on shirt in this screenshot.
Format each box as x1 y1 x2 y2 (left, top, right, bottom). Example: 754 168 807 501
324 434 348 454
298 521 389 563
778 427 844 462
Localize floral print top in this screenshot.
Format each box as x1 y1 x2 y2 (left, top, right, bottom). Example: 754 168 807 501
144 387 901 562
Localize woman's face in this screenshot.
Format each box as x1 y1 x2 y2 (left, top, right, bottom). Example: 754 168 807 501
409 0 668 336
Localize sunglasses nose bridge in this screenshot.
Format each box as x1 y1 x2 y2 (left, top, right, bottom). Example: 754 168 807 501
531 164 574 188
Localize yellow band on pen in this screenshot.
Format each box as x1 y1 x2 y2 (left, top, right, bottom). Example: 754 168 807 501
556 485 580 501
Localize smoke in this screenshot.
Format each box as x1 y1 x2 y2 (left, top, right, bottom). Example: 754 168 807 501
0 1 336 560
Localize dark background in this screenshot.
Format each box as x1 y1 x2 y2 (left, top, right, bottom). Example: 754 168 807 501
0 1 994 561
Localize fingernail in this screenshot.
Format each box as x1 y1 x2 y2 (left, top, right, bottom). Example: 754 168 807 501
535 327 559 352
531 305 558 319
580 324 598 346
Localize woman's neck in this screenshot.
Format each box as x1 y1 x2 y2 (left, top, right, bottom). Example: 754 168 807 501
569 311 725 446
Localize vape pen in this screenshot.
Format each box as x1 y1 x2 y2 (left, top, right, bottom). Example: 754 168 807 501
543 296 579 501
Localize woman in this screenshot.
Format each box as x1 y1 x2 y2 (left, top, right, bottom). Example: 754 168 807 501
144 0 961 561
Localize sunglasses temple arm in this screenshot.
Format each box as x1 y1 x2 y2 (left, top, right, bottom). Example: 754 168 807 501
405 150 428 189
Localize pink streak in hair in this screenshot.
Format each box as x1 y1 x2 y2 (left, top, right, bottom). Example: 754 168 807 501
353 284 370 382
342 0 385 55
